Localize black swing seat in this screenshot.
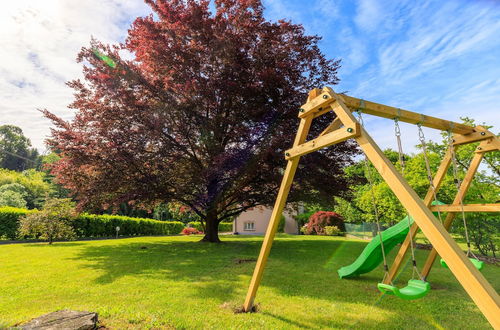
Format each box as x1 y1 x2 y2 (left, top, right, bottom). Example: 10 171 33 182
377 279 430 300
440 258 484 271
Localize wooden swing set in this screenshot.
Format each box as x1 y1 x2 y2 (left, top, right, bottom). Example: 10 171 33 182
242 87 500 328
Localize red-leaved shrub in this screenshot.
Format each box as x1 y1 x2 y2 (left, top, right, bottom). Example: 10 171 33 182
305 211 345 235
182 227 202 235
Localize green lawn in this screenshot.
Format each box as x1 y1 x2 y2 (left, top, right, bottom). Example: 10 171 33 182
1 235 498 329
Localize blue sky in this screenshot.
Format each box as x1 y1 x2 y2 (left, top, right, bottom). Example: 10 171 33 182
1 0 499 153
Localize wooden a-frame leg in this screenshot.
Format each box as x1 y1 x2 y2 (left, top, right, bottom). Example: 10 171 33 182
243 115 313 312
384 147 454 284
353 127 500 328
421 150 485 279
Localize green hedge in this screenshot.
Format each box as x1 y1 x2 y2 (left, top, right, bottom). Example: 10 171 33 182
0 207 184 239
73 214 184 237
188 221 233 232
0 207 36 239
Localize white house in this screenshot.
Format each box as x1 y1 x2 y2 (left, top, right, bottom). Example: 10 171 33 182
233 205 299 235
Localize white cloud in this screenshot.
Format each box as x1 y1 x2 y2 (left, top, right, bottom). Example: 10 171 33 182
339 0 500 155
354 0 383 32
1 0 499 158
0 0 150 151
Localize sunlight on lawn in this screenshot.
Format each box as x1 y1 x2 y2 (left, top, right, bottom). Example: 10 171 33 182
0 235 498 329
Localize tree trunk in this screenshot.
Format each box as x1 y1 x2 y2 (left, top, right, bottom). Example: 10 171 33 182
201 211 221 243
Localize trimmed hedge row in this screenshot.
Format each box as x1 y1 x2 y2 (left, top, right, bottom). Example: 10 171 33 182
188 221 233 233
0 207 35 239
0 207 184 239
73 214 184 237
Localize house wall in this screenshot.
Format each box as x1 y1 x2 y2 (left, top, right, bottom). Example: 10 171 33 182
233 206 298 235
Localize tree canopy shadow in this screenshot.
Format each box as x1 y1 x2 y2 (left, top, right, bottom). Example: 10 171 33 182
68 235 497 328
70 237 387 304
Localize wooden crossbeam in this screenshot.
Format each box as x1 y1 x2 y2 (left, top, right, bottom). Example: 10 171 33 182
340 95 476 135
285 125 359 160
298 90 476 134
429 203 500 212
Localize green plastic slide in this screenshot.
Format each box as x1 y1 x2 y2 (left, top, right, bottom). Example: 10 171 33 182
337 216 414 279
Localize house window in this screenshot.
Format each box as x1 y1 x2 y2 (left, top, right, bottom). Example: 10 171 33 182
244 221 255 231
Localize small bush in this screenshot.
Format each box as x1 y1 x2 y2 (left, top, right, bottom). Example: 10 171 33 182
305 211 345 235
182 227 202 235
0 190 27 208
324 225 341 236
18 198 77 244
300 225 308 235
295 211 315 228
277 215 286 233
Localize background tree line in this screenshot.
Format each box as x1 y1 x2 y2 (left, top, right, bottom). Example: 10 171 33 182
332 118 499 256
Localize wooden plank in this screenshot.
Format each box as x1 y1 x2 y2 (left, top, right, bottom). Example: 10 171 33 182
341 94 475 134
475 136 500 153
319 117 342 136
285 126 359 160
421 151 485 279
429 203 500 212
243 107 314 312
352 126 500 328
298 90 334 118
452 126 496 146
384 146 454 284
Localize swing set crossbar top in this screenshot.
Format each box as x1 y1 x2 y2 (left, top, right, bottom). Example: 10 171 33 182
299 90 478 135
243 87 500 329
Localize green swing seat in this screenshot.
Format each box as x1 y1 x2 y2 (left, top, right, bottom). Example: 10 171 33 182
377 279 431 300
440 258 484 271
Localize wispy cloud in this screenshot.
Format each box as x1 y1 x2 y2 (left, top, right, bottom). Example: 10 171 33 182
354 0 384 32
0 0 150 151
336 0 500 153
1 0 499 155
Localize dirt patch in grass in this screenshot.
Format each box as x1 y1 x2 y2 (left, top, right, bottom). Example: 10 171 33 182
233 258 257 264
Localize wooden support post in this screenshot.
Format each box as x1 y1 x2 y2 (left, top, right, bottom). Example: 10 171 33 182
384 146 454 284
243 104 314 312
420 150 485 279
353 127 500 328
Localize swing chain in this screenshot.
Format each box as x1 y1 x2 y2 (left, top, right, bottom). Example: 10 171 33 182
447 131 476 259
417 124 443 224
394 119 405 172
394 119 422 280
356 110 391 282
